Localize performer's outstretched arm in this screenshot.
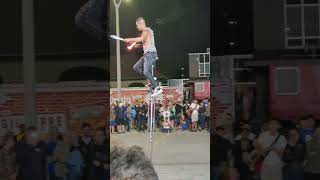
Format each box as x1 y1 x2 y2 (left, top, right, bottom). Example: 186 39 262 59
124 30 148 43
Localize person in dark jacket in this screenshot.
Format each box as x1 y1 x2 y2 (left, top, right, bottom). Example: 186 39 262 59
87 127 108 180
282 128 305 180
198 103 207 131
121 103 128 133
137 102 147 132
78 123 94 180
114 103 124 134
16 126 48 180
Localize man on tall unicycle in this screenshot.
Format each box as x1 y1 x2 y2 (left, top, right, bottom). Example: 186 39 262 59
124 17 163 97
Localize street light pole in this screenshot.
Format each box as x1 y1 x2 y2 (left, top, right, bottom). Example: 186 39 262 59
113 0 123 100
22 0 36 126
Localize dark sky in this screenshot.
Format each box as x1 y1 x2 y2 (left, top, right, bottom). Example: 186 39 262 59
0 0 210 78
110 0 210 78
0 0 106 55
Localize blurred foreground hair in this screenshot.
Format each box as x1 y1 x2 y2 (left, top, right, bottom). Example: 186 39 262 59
111 145 158 180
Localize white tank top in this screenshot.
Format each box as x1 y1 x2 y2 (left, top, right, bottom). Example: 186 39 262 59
143 27 157 53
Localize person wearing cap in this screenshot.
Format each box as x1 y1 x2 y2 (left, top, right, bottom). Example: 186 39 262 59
235 124 256 141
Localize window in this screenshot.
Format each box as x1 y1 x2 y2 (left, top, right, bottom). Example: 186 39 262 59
195 82 204 92
197 53 210 77
275 67 300 95
285 0 320 48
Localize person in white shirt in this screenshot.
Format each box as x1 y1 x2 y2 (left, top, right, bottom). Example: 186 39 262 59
256 119 287 180
190 100 200 132
162 107 172 133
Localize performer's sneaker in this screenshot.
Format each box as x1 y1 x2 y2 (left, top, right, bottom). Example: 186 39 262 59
151 86 163 97
146 78 157 88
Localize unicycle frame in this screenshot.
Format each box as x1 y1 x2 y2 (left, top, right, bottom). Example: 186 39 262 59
147 60 157 161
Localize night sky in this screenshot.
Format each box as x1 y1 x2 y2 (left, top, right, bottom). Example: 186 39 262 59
0 0 107 55
0 0 210 78
110 0 210 78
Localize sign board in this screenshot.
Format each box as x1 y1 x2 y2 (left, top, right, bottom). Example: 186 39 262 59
0 113 67 135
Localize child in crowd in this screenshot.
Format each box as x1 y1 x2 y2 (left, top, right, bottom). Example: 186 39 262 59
161 116 172 133
179 114 188 131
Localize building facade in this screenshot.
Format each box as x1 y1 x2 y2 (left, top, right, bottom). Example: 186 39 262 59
212 0 320 126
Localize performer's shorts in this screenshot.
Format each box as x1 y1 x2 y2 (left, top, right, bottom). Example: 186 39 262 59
110 120 116 126
115 119 122 125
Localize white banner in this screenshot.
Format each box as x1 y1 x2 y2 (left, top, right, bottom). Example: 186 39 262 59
0 113 67 135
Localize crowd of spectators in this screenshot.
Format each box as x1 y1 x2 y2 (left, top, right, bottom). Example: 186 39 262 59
212 115 320 180
0 123 108 180
110 99 210 134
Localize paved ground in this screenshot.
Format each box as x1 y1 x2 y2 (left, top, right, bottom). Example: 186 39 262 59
111 130 210 180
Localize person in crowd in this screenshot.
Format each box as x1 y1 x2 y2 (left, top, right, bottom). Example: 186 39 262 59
118 103 126 134
137 102 147 132
111 145 158 180
260 121 269 133
256 119 287 180
175 100 183 127
126 103 133 132
282 128 305 180
190 100 199 132
168 102 176 128
110 104 116 134
16 126 48 180
204 100 210 130
121 103 128 133
179 114 188 131
51 133 73 180
78 123 94 180
161 113 172 133
87 127 108 180
0 134 17 180
113 102 123 134
67 134 84 180
299 115 316 143
130 103 137 130
234 124 256 141
155 101 161 130
186 107 193 131
233 124 255 180
159 102 165 125
46 127 59 180
162 106 171 125
218 113 234 143
15 124 26 142
199 102 207 131
304 127 320 180
212 122 233 180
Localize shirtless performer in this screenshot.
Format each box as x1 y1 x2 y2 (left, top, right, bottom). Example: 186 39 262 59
124 17 163 97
